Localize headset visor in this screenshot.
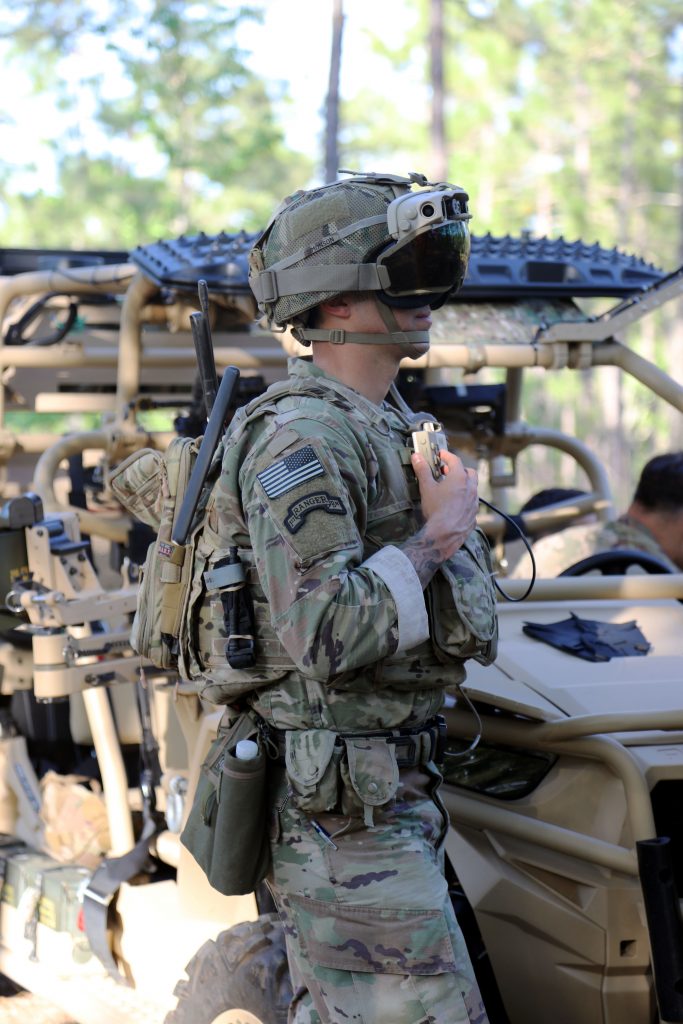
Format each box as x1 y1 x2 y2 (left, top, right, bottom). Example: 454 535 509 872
377 221 470 299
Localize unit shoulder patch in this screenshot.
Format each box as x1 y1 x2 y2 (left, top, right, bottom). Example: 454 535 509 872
284 492 347 534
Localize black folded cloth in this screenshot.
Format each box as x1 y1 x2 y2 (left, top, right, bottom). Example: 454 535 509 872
522 612 651 662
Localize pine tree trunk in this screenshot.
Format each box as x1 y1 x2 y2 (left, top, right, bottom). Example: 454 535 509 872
324 0 345 184
429 0 447 181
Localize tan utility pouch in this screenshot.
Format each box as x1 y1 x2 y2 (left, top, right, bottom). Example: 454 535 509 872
180 712 271 896
113 437 199 668
110 448 165 529
129 538 191 668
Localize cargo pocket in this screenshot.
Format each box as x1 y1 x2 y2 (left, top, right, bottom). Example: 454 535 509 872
289 893 457 975
285 729 341 814
340 736 399 826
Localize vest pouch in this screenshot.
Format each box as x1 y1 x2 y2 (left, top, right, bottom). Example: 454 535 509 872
180 712 271 896
340 736 400 827
129 538 193 670
428 530 498 665
130 540 168 667
181 522 295 703
285 729 341 814
110 447 165 529
115 435 199 669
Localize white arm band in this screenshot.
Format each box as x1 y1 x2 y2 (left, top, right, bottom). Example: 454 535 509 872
363 545 429 652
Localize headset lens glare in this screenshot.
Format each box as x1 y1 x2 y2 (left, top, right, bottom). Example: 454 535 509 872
378 222 470 298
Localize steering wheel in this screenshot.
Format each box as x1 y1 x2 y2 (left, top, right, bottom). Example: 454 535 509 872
559 548 674 577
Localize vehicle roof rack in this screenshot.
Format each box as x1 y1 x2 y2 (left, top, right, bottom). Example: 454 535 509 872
458 233 664 299
2 231 666 302
129 231 258 294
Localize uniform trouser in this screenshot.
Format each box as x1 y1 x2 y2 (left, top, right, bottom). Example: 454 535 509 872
267 764 488 1024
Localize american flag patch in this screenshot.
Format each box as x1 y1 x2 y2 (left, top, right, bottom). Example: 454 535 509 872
257 445 325 498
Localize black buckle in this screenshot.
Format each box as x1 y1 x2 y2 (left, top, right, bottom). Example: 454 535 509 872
390 735 418 768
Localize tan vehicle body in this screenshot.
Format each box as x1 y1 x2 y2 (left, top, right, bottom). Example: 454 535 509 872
0 246 681 1023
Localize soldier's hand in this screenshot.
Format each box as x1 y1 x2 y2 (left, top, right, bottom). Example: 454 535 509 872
411 449 478 558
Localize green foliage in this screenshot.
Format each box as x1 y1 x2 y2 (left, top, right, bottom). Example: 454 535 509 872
1 1 312 246
340 90 429 169
6 410 102 434
363 0 681 266
1 154 181 247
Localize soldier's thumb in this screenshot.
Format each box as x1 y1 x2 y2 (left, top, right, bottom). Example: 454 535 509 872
411 452 430 482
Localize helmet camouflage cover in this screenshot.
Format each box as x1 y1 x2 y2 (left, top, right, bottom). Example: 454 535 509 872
248 171 471 333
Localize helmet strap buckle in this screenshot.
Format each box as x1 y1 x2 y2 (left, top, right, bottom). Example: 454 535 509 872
329 329 347 345
258 270 278 304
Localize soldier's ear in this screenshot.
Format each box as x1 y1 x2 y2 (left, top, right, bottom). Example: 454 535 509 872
318 295 354 321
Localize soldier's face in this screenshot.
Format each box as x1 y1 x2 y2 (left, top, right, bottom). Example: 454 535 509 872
346 295 433 358
315 293 433 362
344 295 431 330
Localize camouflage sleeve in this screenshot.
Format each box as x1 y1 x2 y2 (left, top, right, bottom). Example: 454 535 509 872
240 422 428 681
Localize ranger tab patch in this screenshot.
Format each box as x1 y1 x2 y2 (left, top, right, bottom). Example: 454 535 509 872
257 445 325 498
284 492 347 533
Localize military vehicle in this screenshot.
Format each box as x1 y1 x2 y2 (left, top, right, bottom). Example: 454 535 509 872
0 227 682 1024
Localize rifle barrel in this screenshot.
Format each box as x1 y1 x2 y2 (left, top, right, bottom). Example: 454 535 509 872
171 365 240 546
190 310 219 417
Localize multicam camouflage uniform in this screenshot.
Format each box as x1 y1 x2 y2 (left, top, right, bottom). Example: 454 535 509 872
202 357 497 1023
511 516 678 578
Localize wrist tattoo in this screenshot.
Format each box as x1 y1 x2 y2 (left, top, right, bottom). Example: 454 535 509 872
402 528 445 588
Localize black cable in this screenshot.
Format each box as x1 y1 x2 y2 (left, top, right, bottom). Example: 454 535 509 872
478 497 536 602
4 292 78 346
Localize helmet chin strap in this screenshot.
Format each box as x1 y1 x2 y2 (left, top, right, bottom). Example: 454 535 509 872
293 295 430 347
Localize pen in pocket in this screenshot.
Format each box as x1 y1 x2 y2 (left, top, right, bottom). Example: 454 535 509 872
309 818 338 850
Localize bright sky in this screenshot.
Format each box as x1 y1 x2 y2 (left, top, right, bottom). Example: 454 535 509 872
239 0 423 152
0 0 424 193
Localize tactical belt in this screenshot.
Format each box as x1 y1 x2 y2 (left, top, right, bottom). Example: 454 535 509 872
271 715 446 769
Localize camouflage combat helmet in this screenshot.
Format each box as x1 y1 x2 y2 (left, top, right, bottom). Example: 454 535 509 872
248 171 471 347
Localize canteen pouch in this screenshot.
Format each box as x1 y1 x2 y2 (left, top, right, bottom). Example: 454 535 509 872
428 528 498 665
180 712 271 896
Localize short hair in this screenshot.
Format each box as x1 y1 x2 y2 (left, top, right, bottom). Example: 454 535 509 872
633 452 683 513
520 488 589 514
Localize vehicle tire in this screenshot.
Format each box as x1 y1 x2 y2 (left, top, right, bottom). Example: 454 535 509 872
165 912 291 1024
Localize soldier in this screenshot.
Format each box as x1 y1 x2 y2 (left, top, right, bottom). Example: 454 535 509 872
513 452 683 577
212 171 498 1023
